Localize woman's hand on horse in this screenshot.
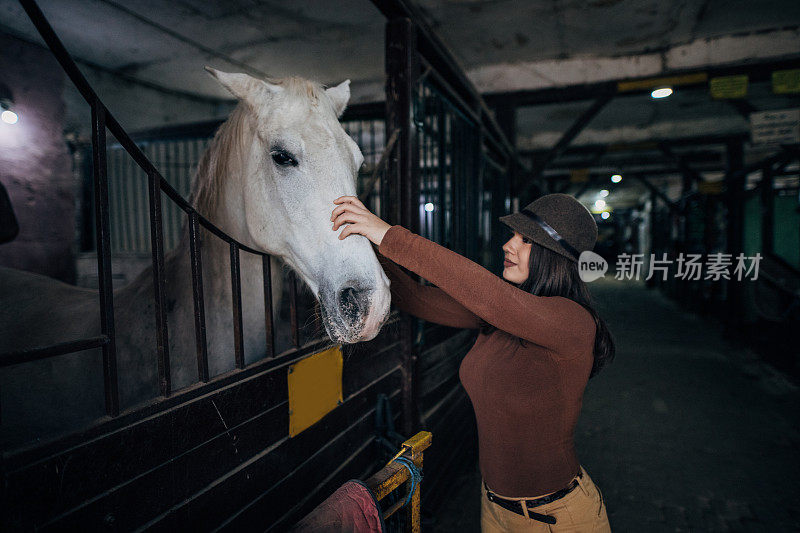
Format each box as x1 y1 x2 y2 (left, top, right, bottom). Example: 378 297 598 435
331 196 391 246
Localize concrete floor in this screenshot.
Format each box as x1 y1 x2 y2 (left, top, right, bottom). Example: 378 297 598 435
430 277 800 532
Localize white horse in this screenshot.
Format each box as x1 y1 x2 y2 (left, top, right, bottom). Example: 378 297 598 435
0 68 391 450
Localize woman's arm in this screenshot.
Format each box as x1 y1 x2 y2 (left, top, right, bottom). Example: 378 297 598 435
378 225 595 353
377 252 481 329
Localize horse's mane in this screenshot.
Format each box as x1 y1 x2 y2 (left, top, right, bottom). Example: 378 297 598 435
190 76 338 219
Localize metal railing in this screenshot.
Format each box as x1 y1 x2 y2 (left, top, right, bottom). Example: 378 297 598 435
365 431 432 532
1 0 311 422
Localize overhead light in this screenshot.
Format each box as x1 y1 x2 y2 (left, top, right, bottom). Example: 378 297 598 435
1 110 18 125
424 202 434 212
611 174 622 183
594 199 606 210
651 87 673 99
599 189 609 197
0 83 17 125
601 211 610 220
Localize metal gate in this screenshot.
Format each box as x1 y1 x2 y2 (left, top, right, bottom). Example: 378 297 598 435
1 1 523 530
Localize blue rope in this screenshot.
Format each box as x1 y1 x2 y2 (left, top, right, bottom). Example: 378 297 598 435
391 456 423 507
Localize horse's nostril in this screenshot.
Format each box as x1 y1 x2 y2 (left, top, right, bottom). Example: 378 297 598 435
339 286 358 310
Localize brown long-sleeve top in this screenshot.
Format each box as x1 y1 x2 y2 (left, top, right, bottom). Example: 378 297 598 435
377 225 596 497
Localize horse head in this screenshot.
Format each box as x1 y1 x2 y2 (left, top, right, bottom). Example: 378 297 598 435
202 68 390 344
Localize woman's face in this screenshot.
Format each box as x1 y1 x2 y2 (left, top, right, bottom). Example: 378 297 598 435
502 231 532 284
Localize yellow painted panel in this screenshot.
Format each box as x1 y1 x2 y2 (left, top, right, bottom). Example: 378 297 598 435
617 72 708 92
288 345 343 437
773 69 800 94
710 75 748 99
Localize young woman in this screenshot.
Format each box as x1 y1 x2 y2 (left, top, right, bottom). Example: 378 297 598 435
331 192 614 532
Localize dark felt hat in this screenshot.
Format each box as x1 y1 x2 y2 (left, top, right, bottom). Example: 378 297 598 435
499 193 597 263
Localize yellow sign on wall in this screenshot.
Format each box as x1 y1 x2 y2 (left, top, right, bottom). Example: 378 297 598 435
710 75 748 99
773 69 800 94
288 345 343 437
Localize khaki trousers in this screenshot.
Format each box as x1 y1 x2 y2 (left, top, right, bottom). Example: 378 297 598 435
480 466 611 532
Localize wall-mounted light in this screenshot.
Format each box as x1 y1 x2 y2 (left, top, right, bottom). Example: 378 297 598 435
651 87 673 99
595 199 606 210
1 110 18 125
424 202 434 212
599 189 609 197
611 174 622 183
0 82 18 125
601 211 610 220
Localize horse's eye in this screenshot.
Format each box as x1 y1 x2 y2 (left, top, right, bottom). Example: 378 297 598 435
271 150 298 167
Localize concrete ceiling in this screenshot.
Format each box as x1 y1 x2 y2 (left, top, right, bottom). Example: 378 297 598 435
2 0 798 100
2 0 798 212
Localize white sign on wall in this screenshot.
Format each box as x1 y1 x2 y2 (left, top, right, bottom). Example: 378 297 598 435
750 108 800 145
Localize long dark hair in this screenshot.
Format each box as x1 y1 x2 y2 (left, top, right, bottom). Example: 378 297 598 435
481 241 615 378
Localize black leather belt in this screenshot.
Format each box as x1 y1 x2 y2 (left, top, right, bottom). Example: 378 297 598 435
484 470 582 525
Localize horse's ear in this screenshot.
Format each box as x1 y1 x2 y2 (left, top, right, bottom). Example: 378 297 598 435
205 66 279 103
326 80 350 118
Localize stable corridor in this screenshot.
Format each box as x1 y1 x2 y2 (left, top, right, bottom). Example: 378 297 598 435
433 277 800 532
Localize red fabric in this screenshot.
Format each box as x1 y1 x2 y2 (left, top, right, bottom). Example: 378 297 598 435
291 480 385 532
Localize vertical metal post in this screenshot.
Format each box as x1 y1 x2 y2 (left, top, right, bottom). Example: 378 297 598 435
725 140 745 334
288 271 300 349
492 104 516 271
647 187 658 289
147 169 171 397
760 165 775 255
386 17 421 436
677 171 694 305
230 243 245 368
386 18 420 233
436 97 446 245
91 102 119 417
262 255 275 358
189 212 209 381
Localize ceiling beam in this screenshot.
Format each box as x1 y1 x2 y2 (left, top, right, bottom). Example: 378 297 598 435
631 174 683 215
483 57 800 107
519 94 612 201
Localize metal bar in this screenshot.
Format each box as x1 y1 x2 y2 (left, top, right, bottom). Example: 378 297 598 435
288 271 300 349
658 143 704 184
359 129 399 204
419 58 481 127
21 0 270 258
0 336 110 368
761 165 775 255
386 18 421 232
147 168 171 397
530 95 612 178
436 95 446 244
189 212 209 382
91 102 120 417
371 0 520 157
725 139 745 334
382 22 425 442
262 255 275 358
630 174 683 215
230 243 245 369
